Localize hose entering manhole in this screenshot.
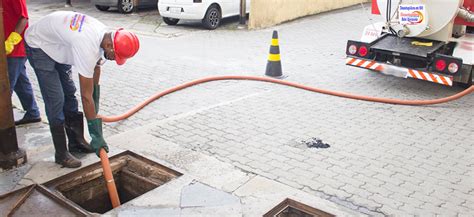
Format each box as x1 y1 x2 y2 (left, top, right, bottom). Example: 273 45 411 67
98 75 473 123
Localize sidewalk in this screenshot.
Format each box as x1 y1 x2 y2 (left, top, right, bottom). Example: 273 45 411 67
1 110 362 216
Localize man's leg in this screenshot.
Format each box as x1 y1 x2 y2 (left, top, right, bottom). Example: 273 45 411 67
7 57 21 93
26 46 81 168
57 63 93 153
11 57 41 125
56 64 79 115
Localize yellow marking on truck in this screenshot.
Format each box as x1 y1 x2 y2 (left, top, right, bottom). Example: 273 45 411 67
411 41 433 47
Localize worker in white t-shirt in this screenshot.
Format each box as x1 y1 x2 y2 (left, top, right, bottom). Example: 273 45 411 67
25 11 140 168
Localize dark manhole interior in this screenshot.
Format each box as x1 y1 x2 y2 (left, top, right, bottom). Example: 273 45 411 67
264 198 335 217
44 151 182 214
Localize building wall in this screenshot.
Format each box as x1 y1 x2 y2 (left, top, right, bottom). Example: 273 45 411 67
249 0 370 29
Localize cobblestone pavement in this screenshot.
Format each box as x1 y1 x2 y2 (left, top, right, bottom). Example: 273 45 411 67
18 1 474 216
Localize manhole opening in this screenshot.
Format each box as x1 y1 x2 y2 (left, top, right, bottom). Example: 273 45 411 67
44 151 182 214
264 198 335 217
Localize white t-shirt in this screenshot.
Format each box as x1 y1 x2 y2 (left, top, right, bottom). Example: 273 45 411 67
25 11 107 78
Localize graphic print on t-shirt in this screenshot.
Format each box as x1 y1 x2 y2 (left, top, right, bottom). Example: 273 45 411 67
70 13 86 32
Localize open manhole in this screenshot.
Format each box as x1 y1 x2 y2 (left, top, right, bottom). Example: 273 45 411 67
264 198 335 217
44 151 182 214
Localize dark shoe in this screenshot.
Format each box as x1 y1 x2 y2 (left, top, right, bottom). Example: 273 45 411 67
50 124 82 168
65 112 94 153
15 116 41 126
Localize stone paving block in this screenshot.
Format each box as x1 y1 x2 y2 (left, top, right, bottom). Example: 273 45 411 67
245 152 268 163
440 201 471 216
213 149 232 158
368 193 404 210
348 195 381 211
432 190 469 207
360 182 394 198
397 203 431 216
228 154 252 165
319 185 353 199
283 151 308 162
285 159 312 170
267 160 294 171
341 184 373 200
372 174 401 187
232 162 256 174
303 179 326 191
383 163 417 176
350 166 378 178
276 177 304 190
244 146 266 156
255 170 278 180
309 166 339 178
288 167 316 180
317 176 347 190
334 174 365 188
356 174 385 187
381 182 413 197
303 157 332 170
247 161 274 172
376 204 408 217
329 164 359 177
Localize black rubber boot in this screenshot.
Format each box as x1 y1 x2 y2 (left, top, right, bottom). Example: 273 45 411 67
50 124 82 168
65 112 94 153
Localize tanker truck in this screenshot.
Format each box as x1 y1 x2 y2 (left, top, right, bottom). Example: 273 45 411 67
346 0 473 87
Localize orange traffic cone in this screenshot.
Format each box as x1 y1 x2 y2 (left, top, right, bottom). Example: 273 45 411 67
265 30 283 78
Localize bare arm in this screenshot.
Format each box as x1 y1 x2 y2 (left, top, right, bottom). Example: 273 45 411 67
14 17 28 34
94 64 101 85
79 75 96 120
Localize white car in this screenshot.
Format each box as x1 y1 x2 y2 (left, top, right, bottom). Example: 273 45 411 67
158 0 250 30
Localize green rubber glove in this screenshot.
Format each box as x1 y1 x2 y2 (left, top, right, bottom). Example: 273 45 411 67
93 84 100 113
87 118 108 157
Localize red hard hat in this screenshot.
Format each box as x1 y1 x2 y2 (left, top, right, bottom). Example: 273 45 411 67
113 28 140 65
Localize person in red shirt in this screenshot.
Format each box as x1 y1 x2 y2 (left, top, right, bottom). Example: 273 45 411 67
3 0 41 125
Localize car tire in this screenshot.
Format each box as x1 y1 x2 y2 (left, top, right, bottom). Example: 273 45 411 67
118 0 134 14
202 5 221 30
95 5 110 11
163 17 179 26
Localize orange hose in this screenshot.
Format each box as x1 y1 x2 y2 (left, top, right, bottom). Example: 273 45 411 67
99 148 121 208
99 75 473 123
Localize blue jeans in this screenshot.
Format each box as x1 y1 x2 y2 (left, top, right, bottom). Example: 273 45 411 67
8 57 40 119
26 44 79 126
